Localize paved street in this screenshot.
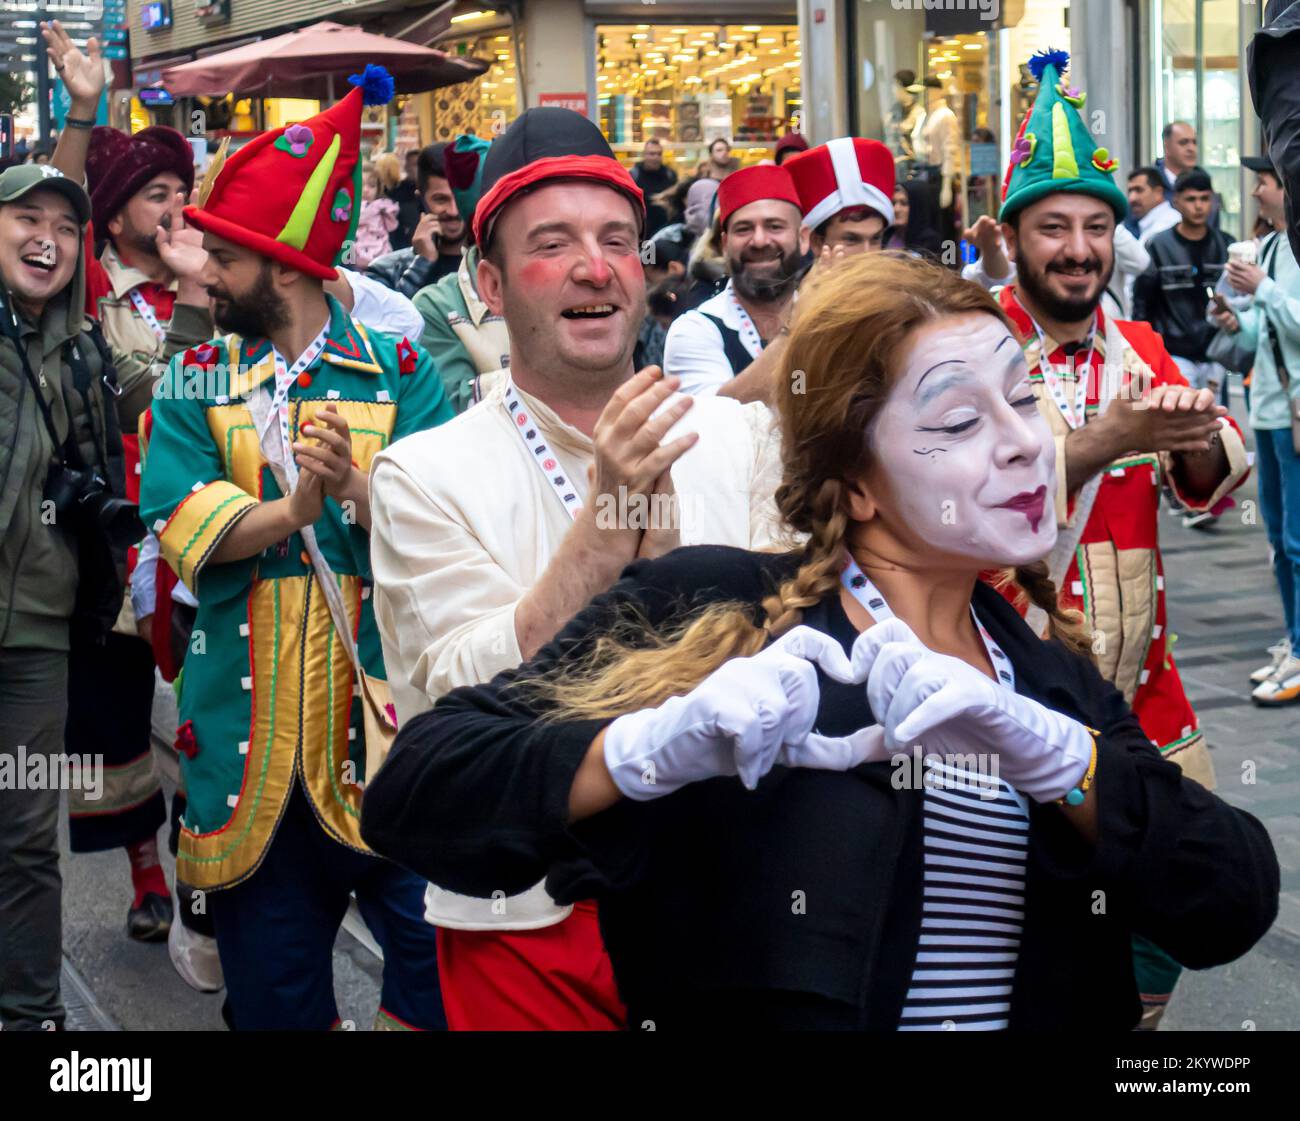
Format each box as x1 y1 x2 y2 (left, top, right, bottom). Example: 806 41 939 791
53 391 1299 1031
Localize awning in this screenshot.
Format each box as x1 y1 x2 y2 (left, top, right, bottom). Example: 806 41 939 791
161 20 488 99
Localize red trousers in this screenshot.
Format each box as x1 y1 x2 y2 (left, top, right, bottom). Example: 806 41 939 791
436 901 626 1030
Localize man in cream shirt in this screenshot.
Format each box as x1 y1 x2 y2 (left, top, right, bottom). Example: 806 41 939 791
367 109 781 1030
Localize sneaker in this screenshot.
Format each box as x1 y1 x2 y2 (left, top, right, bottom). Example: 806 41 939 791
1182 510 1216 530
167 892 224 993
1250 638 1291 684
1252 654 1300 706
126 891 172 942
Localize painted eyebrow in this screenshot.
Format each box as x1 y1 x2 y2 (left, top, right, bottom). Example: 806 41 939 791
915 336 1025 402
916 368 972 405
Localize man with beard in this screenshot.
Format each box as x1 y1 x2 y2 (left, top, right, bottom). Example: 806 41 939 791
662 164 807 399
366 142 468 298
995 49 1251 1029
364 107 782 1030
139 67 454 1030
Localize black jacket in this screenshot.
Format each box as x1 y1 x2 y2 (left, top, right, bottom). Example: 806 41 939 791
361 546 1279 1031
1133 225 1230 361
1250 0 1300 263
365 246 461 300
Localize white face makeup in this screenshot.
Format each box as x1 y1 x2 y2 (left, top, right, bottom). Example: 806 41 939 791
867 313 1058 568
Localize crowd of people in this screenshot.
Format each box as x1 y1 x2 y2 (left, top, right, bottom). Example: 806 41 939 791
0 23 1292 1034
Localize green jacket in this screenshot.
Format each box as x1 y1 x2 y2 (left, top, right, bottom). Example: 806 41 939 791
139 296 453 889
411 249 511 413
0 242 121 650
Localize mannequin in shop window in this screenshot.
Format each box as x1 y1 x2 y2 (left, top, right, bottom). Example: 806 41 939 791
887 69 924 180
911 77 961 245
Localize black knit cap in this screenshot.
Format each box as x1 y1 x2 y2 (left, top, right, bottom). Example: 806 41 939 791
476 107 644 248
481 107 618 191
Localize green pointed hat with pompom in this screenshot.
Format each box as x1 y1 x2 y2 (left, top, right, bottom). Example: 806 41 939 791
999 49 1127 222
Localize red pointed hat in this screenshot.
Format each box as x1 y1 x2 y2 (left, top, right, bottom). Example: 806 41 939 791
184 65 395 280
716 164 801 230
785 137 896 229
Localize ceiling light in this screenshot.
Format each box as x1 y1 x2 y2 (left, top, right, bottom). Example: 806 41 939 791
450 9 496 23
742 25 762 32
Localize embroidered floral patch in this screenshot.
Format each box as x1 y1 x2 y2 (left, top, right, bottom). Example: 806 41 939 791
330 187 352 224
1091 146 1120 174
1056 82 1086 108
182 343 220 371
396 337 418 375
1011 131 1037 168
274 123 314 158
175 720 199 760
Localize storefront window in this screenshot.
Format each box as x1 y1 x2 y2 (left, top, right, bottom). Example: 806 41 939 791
431 31 519 142
1154 0 1241 236
594 23 801 173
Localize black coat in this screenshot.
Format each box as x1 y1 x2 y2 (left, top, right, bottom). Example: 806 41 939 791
361 546 1279 1030
1250 0 1300 262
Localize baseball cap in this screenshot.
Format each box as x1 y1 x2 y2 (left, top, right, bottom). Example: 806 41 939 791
1241 155 1278 175
0 163 92 225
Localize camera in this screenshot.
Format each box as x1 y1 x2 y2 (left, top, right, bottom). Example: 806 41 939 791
44 461 145 552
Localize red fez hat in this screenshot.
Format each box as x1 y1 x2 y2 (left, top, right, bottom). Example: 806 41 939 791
184 65 395 280
786 138 896 229
716 164 801 230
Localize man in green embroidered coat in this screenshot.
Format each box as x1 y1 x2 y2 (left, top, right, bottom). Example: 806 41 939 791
140 66 453 1031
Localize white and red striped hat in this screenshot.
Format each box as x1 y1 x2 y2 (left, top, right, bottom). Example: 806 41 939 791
785 137 896 230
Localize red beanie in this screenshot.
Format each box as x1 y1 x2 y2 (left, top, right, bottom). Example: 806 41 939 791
85 126 195 234
716 164 801 230
184 65 394 281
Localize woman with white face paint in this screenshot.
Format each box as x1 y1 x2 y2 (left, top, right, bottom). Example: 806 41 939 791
361 253 1278 1031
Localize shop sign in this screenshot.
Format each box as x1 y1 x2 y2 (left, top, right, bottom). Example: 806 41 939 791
539 91 589 116
968 142 999 177
141 1 172 31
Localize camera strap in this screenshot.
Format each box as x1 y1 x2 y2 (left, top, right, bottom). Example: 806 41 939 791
0 295 74 469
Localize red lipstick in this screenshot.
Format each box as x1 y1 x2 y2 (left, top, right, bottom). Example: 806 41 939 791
997 485 1047 532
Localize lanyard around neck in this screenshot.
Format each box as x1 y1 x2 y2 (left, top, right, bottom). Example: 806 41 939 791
128 287 166 343
727 285 765 354
840 553 1015 691
1016 297 1103 430
264 327 330 490
504 380 582 522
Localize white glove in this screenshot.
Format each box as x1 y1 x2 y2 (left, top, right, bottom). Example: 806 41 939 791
602 625 885 801
851 618 1094 804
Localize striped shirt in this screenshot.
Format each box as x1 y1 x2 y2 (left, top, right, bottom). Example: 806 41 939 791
898 757 1030 1031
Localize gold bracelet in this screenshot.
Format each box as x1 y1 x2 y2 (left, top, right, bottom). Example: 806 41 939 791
1057 731 1098 806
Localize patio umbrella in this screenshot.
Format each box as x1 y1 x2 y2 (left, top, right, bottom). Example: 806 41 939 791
161 21 488 99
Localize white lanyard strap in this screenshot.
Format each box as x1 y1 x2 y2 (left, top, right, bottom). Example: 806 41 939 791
127 287 166 344
726 285 764 357
1023 323 1094 430
504 380 582 522
840 554 1015 691
263 327 330 490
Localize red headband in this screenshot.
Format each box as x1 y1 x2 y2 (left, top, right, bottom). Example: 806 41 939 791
472 154 646 246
